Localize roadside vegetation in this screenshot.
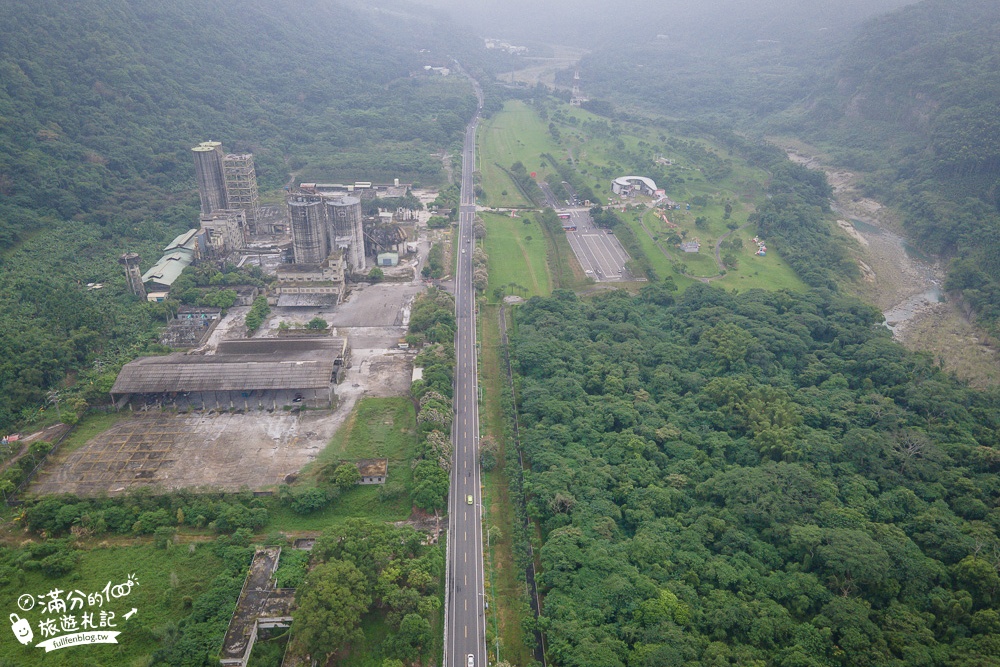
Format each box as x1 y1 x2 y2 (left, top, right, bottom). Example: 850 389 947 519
286 519 443 667
477 305 537 666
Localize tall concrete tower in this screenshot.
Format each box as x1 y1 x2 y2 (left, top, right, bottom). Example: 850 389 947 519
223 153 261 234
119 252 146 299
288 196 328 264
325 195 366 272
192 141 227 216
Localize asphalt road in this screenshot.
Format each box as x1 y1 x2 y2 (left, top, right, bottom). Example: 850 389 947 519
446 70 486 667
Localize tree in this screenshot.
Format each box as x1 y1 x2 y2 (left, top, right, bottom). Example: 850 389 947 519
389 613 432 662
290 487 331 514
332 462 361 490
295 559 371 661
306 317 328 330
412 460 449 511
369 266 385 281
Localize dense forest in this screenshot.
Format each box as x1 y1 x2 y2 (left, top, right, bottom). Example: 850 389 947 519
0 0 485 432
510 286 1000 666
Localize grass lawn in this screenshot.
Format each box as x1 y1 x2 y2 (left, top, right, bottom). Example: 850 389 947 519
482 212 552 300
711 232 807 292
478 101 560 207
617 189 806 292
0 543 224 666
272 398 418 532
478 305 534 666
48 412 127 457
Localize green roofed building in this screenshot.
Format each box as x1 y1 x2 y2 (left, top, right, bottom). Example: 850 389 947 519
142 229 201 301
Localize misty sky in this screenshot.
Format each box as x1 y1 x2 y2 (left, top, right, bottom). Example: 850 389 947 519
412 0 920 46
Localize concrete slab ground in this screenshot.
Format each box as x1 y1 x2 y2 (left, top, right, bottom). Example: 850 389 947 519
31 411 335 496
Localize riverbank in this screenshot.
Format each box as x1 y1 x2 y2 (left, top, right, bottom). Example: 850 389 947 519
784 145 1000 388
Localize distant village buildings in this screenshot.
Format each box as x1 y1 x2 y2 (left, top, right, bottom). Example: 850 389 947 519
484 38 528 55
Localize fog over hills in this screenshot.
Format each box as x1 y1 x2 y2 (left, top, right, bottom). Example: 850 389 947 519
414 0 919 47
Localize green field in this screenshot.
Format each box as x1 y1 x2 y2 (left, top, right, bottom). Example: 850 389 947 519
623 208 805 292
0 543 225 666
476 99 807 294
481 212 552 299
275 398 418 531
478 101 561 207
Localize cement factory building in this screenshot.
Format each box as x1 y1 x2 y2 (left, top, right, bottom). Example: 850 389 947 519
326 195 366 272
287 193 365 273
192 141 263 234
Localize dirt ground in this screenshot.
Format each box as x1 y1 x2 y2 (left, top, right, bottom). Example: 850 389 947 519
784 143 1000 387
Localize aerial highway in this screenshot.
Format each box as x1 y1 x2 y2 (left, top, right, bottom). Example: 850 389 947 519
446 71 486 667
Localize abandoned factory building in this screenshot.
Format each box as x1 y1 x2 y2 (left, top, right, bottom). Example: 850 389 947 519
110 338 349 410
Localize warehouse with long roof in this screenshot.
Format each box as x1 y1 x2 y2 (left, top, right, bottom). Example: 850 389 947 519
110 338 348 411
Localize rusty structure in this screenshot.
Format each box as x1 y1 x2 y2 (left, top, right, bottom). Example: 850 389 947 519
119 252 146 299
222 153 262 234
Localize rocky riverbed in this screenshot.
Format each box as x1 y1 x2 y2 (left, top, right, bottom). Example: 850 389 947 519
788 151 1000 388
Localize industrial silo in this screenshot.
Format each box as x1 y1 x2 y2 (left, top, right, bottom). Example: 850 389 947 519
288 196 328 264
325 195 366 272
192 142 228 215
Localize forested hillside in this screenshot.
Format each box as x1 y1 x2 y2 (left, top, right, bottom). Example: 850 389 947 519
0 0 481 431
780 0 1000 332
511 286 1000 666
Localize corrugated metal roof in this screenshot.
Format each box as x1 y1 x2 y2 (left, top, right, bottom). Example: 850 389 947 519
141 251 194 286
217 338 346 356
111 353 334 394
165 229 200 251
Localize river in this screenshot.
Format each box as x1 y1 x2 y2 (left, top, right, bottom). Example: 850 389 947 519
787 150 999 386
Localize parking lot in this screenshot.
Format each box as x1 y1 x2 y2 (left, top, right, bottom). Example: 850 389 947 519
564 209 633 282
